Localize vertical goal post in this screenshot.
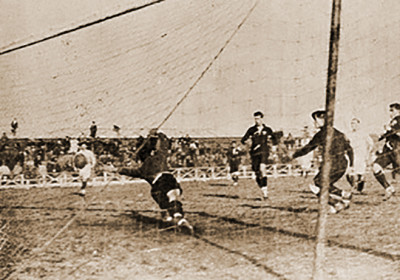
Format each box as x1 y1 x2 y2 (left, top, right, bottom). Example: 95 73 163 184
312 0 342 279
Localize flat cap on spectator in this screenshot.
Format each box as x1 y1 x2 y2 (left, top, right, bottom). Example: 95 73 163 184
389 103 400 110
253 111 264 118
311 110 326 120
78 141 88 147
148 128 158 137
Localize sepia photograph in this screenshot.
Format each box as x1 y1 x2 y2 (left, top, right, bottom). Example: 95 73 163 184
0 0 399 279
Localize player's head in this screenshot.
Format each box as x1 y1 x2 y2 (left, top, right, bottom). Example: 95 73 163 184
253 111 264 126
389 103 400 118
311 110 325 129
231 140 237 147
149 128 158 137
351 117 360 131
79 142 87 150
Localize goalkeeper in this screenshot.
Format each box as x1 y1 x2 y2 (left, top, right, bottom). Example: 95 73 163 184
289 110 354 213
117 129 193 232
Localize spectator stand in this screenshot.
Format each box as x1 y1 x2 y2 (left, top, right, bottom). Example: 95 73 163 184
0 135 322 189
0 163 317 189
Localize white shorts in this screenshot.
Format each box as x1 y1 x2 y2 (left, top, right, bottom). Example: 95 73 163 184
353 154 367 174
79 164 92 181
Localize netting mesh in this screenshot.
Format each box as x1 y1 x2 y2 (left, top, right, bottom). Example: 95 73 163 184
1 0 400 279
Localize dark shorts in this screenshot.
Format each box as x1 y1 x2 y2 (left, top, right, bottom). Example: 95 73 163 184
314 158 347 191
250 153 269 172
229 159 240 173
374 144 400 173
150 173 182 210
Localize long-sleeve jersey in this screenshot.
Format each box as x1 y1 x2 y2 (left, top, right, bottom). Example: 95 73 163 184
119 132 170 184
293 127 353 167
241 124 276 155
379 115 400 144
119 152 169 185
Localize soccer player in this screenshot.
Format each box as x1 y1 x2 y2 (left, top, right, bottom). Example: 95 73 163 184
226 140 242 186
241 111 277 199
74 142 97 196
289 110 354 213
117 129 193 232
346 117 373 193
372 103 400 200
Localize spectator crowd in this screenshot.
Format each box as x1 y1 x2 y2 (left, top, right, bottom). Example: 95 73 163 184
0 127 319 182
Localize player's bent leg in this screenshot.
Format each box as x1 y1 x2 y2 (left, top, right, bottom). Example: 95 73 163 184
166 189 184 218
166 188 181 202
355 174 365 192
260 163 268 178
79 181 87 196
372 163 391 190
78 165 91 196
259 163 268 199
328 186 351 214
331 164 351 212
309 184 321 195
150 190 181 222
166 188 193 233
346 173 365 193
255 173 268 199
231 172 239 185
151 173 193 231
167 200 184 220
310 172 322 195
255 172 262 187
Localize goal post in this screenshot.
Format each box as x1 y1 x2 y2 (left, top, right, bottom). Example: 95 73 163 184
312 0 342 279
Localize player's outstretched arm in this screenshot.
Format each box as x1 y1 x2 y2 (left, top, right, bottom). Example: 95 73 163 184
118 167 142 178
292 132 321 159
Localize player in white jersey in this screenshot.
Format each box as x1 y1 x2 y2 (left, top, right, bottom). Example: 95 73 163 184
346 118 373 192
74 142 97 196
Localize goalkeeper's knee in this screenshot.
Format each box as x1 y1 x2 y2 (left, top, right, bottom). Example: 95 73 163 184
166 188 181 202
167 200 184 218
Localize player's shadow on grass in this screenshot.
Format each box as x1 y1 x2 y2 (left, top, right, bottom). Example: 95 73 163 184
124 210 198 235
192 211 400 262
288 189 312 194
352 200 384 206
239 204 317 213
352 192 369 196
125 210 173 229
208 183 230 187
203 194 240 199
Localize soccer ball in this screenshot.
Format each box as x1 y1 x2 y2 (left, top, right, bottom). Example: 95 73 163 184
74 154 87 169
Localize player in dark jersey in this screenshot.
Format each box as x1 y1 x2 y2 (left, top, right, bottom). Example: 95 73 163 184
372 103 400 201
290 110 354 213
226 140 243 186
241 111 277 199
117 129 193 232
